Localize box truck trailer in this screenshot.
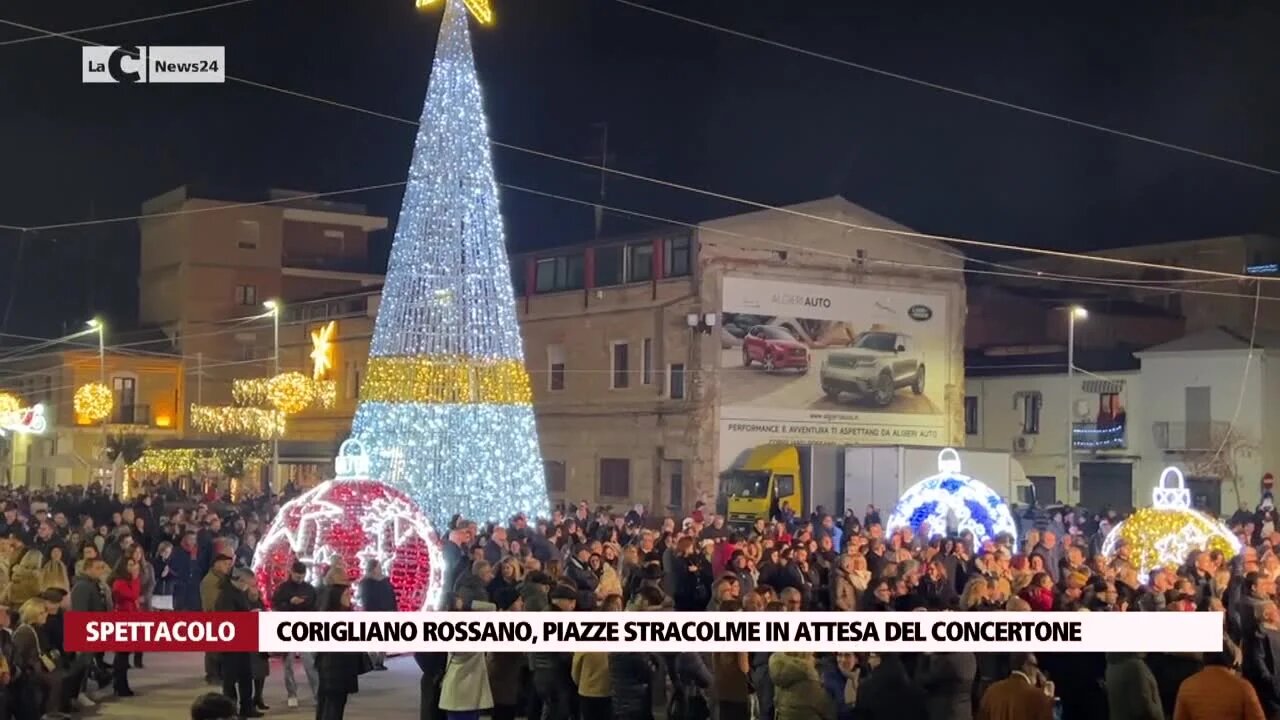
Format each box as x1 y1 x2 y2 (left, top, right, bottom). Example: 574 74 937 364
717 444 1031 527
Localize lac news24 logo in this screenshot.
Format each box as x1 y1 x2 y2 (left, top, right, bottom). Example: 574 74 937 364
82 46 225 84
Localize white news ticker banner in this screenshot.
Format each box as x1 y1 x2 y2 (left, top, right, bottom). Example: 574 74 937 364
258 611 1223 654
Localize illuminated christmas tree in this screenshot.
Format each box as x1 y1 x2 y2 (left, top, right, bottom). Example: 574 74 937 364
350 0 549 527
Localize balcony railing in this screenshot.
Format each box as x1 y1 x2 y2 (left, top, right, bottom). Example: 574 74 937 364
1152 421 1230 451
108 404 151 426
1072 422 1127 450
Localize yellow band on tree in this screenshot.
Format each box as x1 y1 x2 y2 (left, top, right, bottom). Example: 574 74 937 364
360 356 532 405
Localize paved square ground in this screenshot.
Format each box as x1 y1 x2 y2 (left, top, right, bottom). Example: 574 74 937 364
92 652 425 719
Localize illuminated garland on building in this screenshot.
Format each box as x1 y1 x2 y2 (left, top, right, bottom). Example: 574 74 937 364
0 392 20 415
232 374 338 413
132 444 269 476
886 448 1019 550
74 382 113 421
189 405 285 439
349 0 549 528
1101 467 1240 581
253 439 445 611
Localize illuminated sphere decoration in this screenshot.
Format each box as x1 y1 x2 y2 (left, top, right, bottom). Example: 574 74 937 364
74 382 113 421
0 392 20 415
267 371 315 415
1101 466 1240 581
253 439 446 612
886 448 1019 550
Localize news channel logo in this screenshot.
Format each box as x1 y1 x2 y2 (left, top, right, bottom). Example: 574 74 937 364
82 46 225 84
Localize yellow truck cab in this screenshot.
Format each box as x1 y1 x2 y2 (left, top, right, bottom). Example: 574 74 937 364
718 444 806 527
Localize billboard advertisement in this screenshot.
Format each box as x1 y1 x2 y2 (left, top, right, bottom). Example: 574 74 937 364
718 276 951 467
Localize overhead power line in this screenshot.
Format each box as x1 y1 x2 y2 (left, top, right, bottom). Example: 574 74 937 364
613 0 1280 178
0 0 256 47
0 15 1275 286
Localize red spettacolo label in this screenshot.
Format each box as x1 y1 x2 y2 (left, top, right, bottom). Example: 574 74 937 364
64 612 259 653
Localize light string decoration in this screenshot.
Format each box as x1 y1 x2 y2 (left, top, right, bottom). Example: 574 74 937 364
349 0 549 528
252 438 446 611
1100 466 1240 581
74 382 113 422
0 392 20 415
189 405 285 439
231 374 337 413
132 444 269 476
886 448 1020 550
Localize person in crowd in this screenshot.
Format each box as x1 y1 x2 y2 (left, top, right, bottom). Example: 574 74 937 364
769 651 835 720
571 646 610 719
169 532 202 611
315 581 364 720
108 554 141 696
245 580 271 714
190 692 238 720
13 598 61 720
1105 652 1164 720
271 560 318 708
215 568 260 718
1172 647 1266 720
486 588 524 720
821 652 859 720
201 553 233 686
359 559 397 671
975 652 1052 720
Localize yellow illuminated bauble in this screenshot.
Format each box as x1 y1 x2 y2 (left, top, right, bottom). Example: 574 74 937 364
74 382 114 421
0 392 20 415
267 372 314 415
417 0 494 26
1101 467 1240 580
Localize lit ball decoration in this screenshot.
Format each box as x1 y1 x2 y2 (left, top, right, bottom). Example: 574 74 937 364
267 371 315 414
0 392 20 415
74 382 113 421
252 439 445 612
1101 466 1240 581
347 0 549 530
886 448 1020 550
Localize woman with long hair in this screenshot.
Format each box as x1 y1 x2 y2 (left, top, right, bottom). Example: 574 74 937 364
130 543 155 669
109 556 141 696
315 583 363 720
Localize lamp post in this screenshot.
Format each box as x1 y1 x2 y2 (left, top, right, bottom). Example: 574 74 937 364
86 318 106 485
1065 305 1087 502
264 299 281 494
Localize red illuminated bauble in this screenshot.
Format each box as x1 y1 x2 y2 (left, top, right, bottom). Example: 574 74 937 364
253 479 445 611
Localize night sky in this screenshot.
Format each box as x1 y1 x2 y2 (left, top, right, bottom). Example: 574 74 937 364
1 0 1278 337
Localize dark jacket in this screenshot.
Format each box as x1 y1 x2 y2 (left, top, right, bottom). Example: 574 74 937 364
1144 653 1203 720
359 576 397 612
673 556 713 611
69 573 108 612
316 652 363 696
1245 628 1280 716
167 548 202 611
486 651 524 707
769 653 835 720
857 655 927 720
453 572 490 610
270 578 317 612
1105 653 1164 720
609 651 659 719
565 558 598 595
916 652 976 720
214 577 253 673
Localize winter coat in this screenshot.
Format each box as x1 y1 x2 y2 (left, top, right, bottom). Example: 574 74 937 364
270 578 317 611
485 651 524 707
1020 586 1055 612
857 655 927 720
610 651 659 718
214 576 253 675
69 573 109 612
200 570 224 612
167 548 202 610
316 652 363 696
453 572 490 609
1105 653 1163 720
830 568 856 611
571 652 611 697
595 563 622 600
714 653 750 704
137 558 156 609
111 576 141 612
821 664 859 720
673 556 713 611
768 653 835 720
359 576 397 612
564 558 598 594
1245 628 1280 717
916 652 977 720
1145 653 1203 720
439 652 493 711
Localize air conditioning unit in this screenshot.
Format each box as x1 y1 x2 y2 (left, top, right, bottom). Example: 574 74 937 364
1013 436 1035 453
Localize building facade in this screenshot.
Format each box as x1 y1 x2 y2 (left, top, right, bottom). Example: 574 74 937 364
265 197 967 508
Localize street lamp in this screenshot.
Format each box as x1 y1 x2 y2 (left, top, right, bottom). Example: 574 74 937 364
86 318 104 385
1065 305 1087 501
264 300 281 494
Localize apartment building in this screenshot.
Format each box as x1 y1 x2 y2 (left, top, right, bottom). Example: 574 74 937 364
264 196 968 507
966 327 1280 514
137 186 387 409
1 341 183 488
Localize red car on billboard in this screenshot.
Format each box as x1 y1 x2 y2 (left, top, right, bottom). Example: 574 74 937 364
741 325 809 372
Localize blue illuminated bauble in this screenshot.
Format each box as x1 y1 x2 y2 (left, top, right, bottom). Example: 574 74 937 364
886 448 1019 550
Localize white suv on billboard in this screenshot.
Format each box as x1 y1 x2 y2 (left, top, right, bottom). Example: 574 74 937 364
820 331 924 406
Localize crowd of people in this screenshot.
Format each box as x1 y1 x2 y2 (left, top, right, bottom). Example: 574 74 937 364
0 480 1276 720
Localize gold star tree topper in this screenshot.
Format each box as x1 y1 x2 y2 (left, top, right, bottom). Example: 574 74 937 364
416 0 494 25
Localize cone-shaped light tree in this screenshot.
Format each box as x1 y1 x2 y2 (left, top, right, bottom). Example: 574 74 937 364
351 0 549 528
